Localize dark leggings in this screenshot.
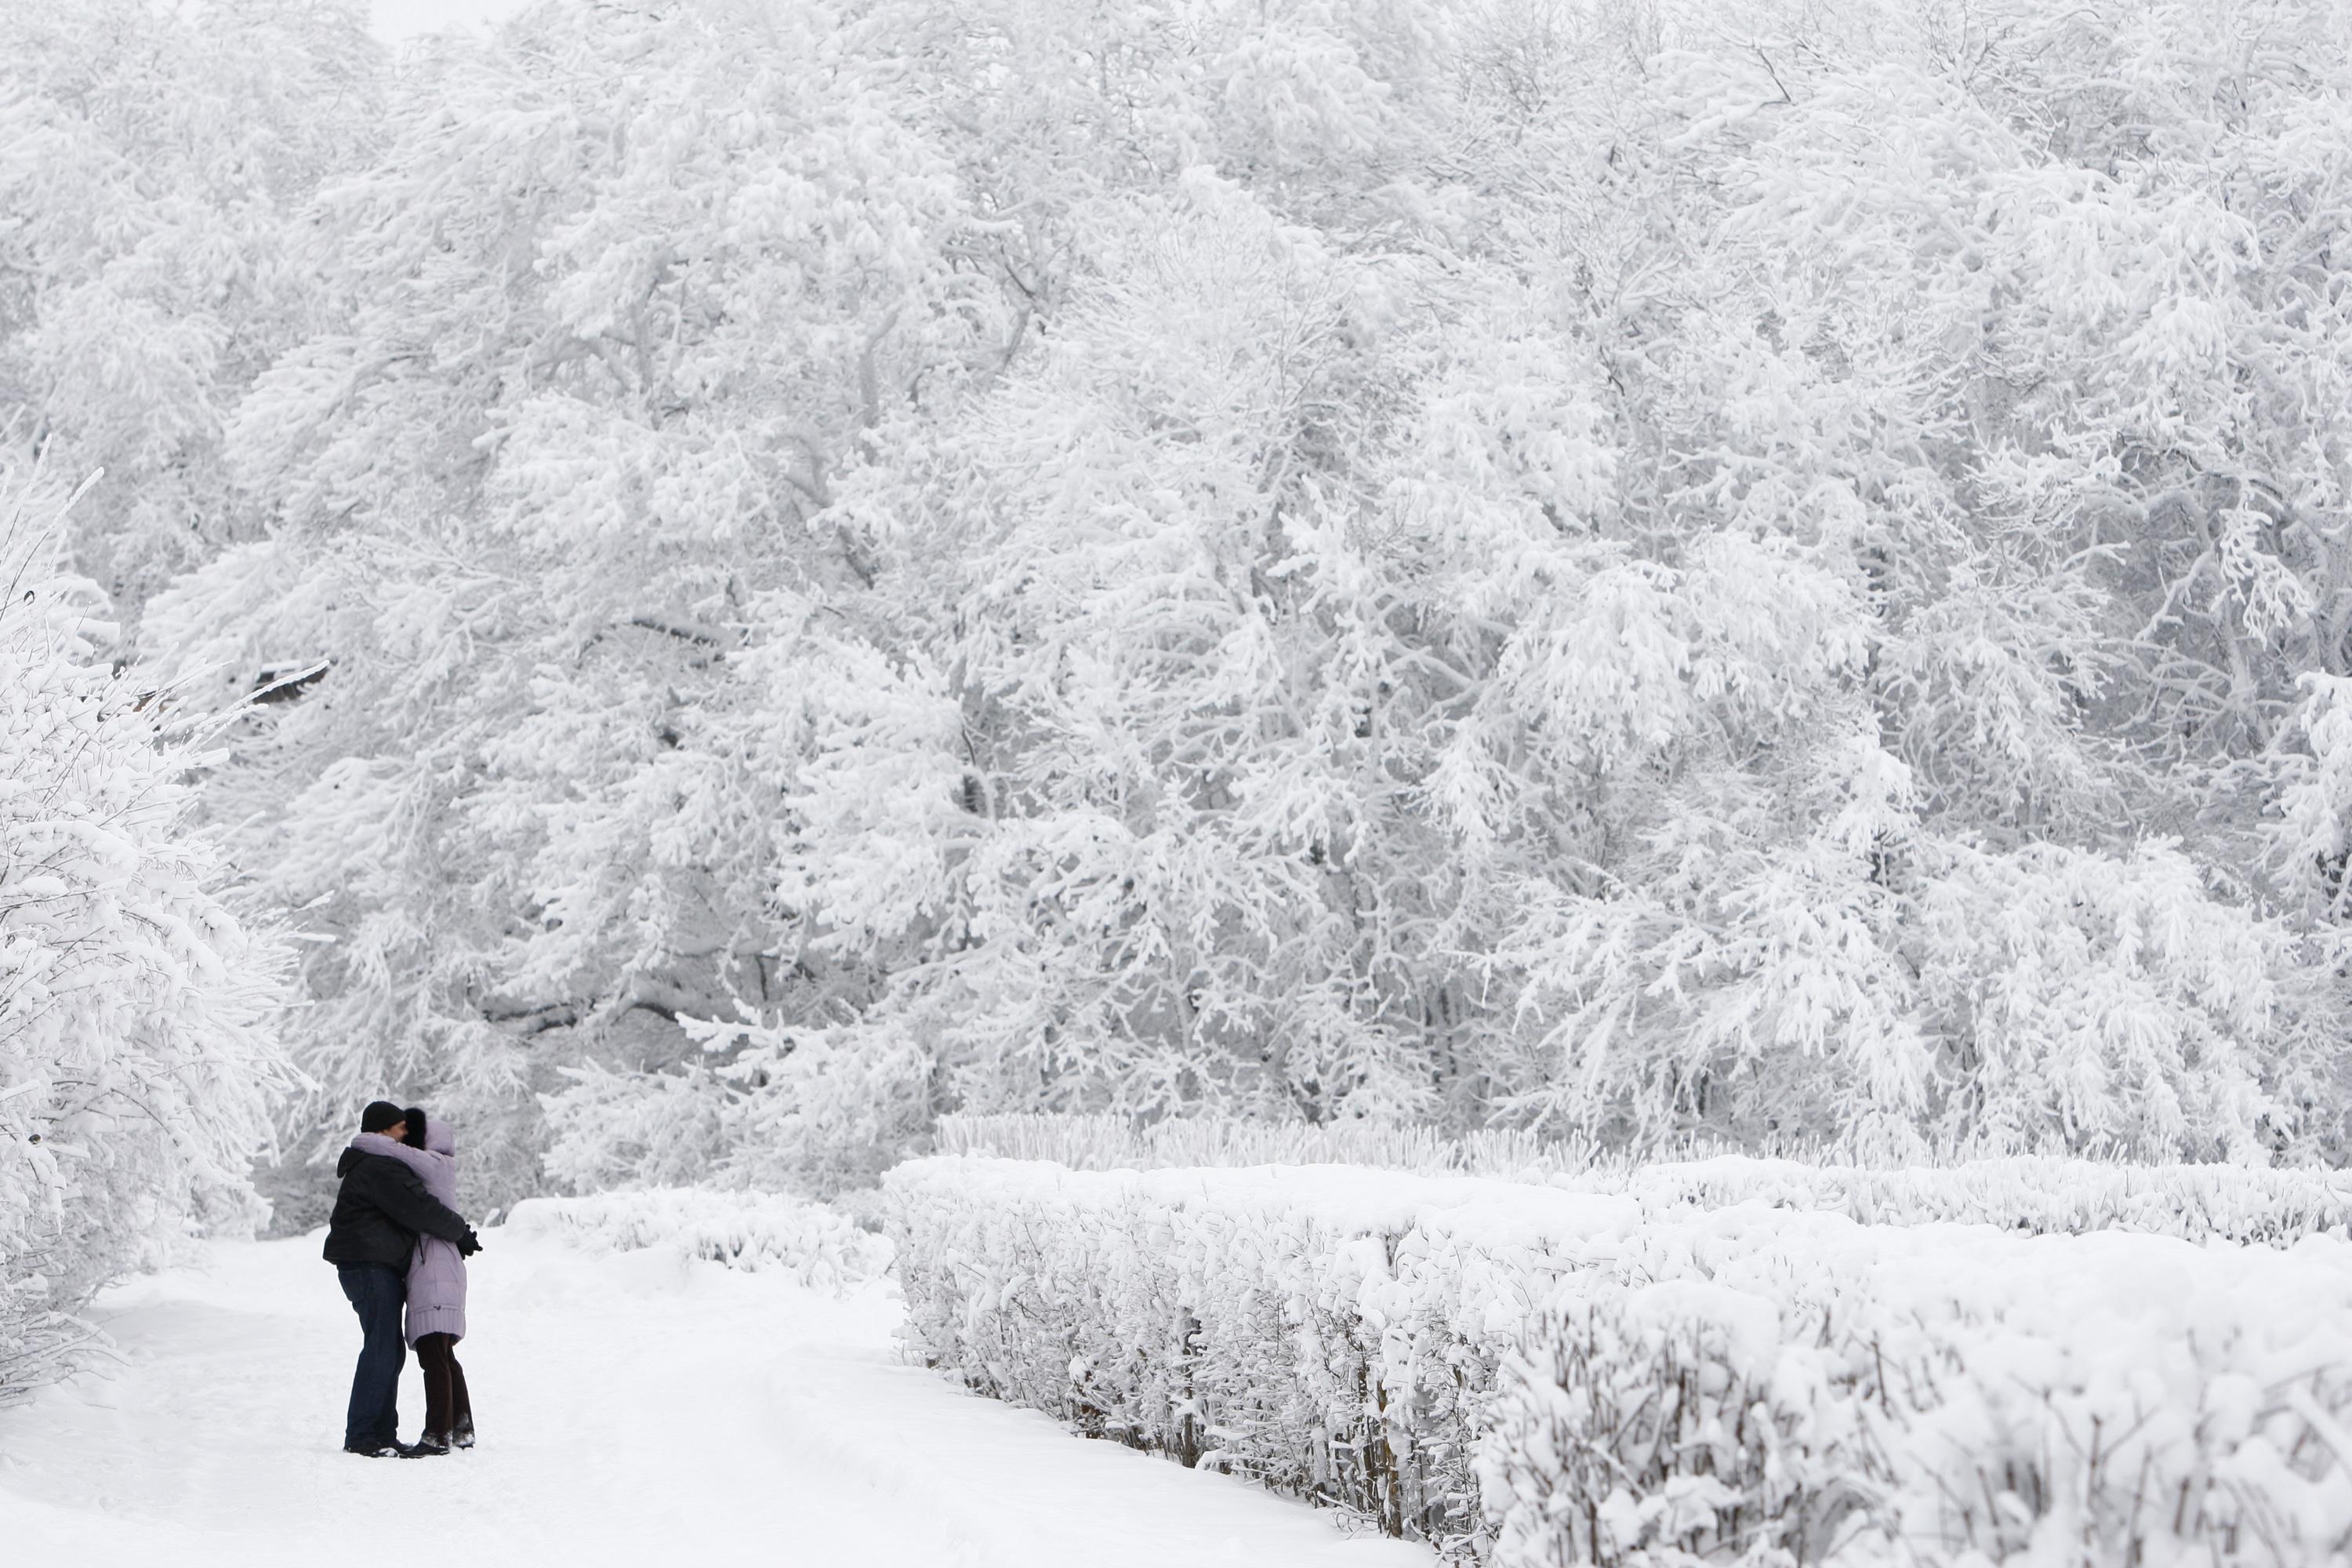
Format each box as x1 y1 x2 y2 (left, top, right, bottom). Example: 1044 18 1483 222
415 1331 472 1439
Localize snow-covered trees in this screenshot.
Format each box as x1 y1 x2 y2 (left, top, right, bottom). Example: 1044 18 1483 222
0 0 382 618
780 0 2352 1164
138 0 1003 1198
95 0 2352 1189
1456 0 2352 1159
0 464 291 1404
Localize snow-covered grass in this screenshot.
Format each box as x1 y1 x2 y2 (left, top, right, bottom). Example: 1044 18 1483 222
503 1187 893 1291
887 1156 2352 1565
937 1114 2352 1244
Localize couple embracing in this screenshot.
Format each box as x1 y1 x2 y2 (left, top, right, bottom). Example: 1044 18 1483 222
321 1099 485 1457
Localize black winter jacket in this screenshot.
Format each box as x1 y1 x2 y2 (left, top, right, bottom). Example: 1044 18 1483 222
321 1146 473 1269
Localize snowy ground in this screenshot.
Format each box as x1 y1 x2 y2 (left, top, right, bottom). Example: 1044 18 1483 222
0 1229 1431 1567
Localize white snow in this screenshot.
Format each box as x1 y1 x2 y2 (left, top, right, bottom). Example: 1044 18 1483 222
0 1224 1430 1568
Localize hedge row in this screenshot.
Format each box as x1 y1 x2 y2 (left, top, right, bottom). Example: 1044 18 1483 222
935 1114 2352 1246
885 1156 2352 1565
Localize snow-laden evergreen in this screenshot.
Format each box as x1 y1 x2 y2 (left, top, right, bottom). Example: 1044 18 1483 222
0 466 291 1405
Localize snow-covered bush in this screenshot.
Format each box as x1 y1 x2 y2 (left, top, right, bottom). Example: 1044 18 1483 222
1484 1223 2352 1568
505 1188 891 1294
1571 1154 2352 1247
0 468 292 1406
938 1113 2352 1246
889 1158 1528 1552
887 1157 2352 1563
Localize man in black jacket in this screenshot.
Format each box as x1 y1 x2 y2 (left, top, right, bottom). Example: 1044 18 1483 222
323 1100 480 1457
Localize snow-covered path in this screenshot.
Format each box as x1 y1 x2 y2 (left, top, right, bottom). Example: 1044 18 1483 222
0 1230 1431 1567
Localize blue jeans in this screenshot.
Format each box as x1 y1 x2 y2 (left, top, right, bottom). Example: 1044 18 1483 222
338 1263 407 1449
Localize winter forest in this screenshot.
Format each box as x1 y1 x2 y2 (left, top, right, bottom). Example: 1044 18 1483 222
13 0 2352 1559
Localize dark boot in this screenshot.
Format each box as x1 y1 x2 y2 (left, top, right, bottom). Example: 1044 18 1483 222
452 1413 475 1450
401 1432 452 1457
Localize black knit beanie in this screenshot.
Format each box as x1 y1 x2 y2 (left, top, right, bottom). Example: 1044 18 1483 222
359 1100 405 1134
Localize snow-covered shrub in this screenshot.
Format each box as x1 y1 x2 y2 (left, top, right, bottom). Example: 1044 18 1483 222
0 468 292 1406
1485 1223 2352 1568
505 1188 892 1293
938 1114 2352 1246
1573 1154 2352 1247
887 1157 2352 1563
887 1158 1542 1554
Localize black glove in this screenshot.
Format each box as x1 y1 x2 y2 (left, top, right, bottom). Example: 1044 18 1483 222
457 1229 483 1258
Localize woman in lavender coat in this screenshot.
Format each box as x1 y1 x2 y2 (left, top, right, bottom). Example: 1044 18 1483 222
397 1108 474 1454
348 1109 476 1454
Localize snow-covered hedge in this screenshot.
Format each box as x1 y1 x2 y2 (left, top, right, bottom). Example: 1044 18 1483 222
889 1158 1520 1552
886 1157 2352 1564
938 1114 2352 1245
1552 1153 2352 1247
934 1112 1628 1180
1484 1220 2352 1568
506 1189 892 1293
